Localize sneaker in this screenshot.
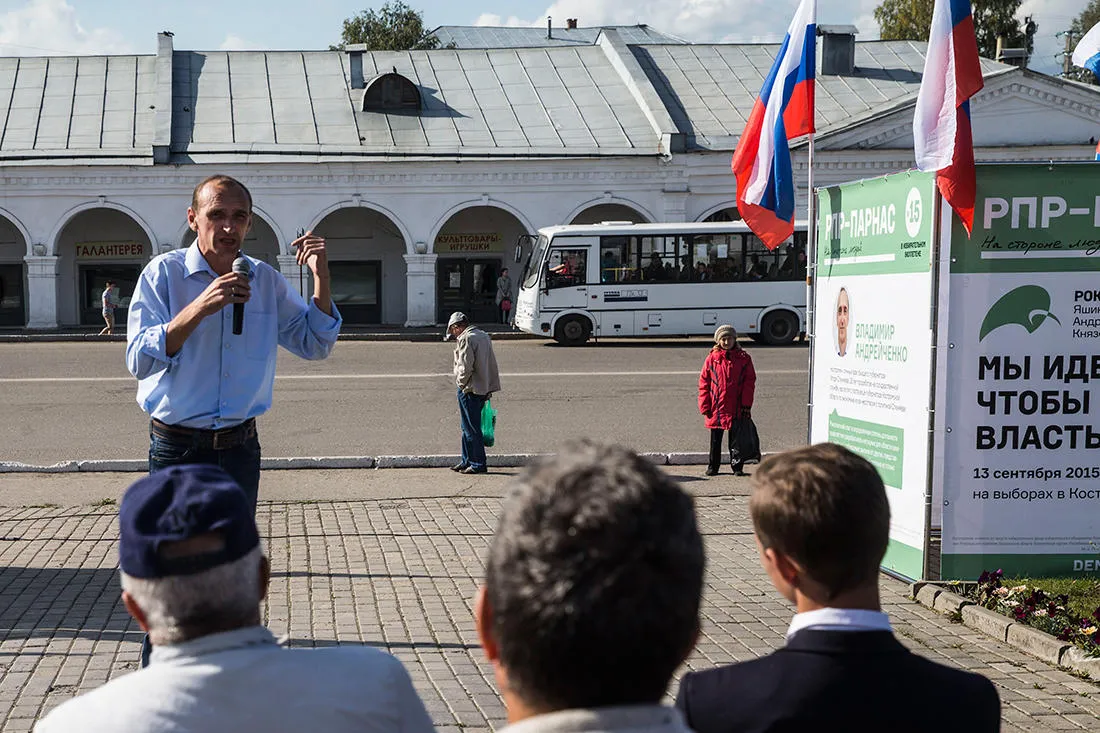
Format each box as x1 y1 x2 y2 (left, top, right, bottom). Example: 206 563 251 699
732 467 748 476
460 466 488 474
450 463 468 472
704 466 718 476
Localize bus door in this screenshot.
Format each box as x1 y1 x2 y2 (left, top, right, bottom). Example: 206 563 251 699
542 247 589 310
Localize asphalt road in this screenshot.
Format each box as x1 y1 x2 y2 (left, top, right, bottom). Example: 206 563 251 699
0 338 809 465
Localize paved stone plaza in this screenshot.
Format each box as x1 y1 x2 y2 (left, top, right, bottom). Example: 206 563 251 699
1 493 1098 732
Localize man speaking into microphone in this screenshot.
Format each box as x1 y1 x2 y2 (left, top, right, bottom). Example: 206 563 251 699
126 175 341 512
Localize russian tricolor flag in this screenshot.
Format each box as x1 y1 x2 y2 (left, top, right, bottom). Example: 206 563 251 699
732 0 815 250
914 0 984 234
1072 21 1100 82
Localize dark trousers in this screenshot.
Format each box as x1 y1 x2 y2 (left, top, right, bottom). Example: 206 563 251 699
142 424 262 667
709 428 744 472
148 429 262 514
458 388 487 470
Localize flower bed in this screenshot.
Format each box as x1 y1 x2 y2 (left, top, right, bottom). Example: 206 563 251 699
964 570 1100 658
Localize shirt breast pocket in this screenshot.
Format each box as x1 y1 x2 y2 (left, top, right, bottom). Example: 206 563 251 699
244 307 277 361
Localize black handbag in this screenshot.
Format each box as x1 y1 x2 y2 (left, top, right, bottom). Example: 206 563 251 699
729 417 762 465
729 366 761 464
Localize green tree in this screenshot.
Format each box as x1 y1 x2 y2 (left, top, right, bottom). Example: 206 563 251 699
1067 0 1100 84
874 0 1038 65
330 1 442 51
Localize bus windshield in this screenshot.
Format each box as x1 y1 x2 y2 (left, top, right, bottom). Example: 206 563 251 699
522 234 549 289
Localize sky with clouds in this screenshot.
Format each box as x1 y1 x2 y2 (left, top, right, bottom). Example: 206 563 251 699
0 0 1090 76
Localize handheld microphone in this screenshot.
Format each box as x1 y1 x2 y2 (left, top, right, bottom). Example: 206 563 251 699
232 255 252 336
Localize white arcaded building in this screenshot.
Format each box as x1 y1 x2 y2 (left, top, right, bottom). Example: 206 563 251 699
0 23 1096 329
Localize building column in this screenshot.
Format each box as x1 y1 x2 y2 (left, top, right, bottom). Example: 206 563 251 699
661 184 690 222
277 254 309 299
25 255 60 329
403 253 438 327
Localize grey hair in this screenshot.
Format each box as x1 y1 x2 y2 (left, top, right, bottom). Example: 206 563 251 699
121 546 263 645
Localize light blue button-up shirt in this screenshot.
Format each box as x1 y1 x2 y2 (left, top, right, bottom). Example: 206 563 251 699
126 244 341 429
34 626 437 733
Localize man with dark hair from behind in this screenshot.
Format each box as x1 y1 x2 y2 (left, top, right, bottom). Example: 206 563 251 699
475 439 704 733
675 443 1001 733
34 465 436 733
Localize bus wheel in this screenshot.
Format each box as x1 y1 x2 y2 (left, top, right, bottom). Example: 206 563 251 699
554 316 591 346
760 310 798 346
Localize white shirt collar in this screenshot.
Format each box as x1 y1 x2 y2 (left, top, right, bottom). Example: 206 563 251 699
785 608 892 641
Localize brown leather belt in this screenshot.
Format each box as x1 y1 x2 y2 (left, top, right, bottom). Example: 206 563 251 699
150 418 257 451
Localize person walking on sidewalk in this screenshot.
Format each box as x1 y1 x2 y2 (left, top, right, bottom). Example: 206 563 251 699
98 280 119 335
698 325 756 476
126 174 341 513
445 311 501 474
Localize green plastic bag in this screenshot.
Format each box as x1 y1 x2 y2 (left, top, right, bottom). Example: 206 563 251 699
481 398 497 448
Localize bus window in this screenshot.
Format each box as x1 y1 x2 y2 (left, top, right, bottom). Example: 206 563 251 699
775 239 807 281
639 235 682 282
522 234 549 289
546 248 587 288
691 233 743 282
745 234 785 281
600 236 629 283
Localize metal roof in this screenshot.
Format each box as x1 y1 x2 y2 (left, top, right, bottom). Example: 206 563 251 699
169 46 659 160
634 40 1018 151
0 54 156 160
0 31 1082 165
430 25 687 49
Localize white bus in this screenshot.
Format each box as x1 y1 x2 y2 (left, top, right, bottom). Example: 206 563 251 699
513 221 808 346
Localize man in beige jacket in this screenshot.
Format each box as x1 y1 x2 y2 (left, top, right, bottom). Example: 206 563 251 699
445 311 502 474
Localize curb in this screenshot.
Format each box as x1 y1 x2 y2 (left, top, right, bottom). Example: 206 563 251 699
910 582 1100 680
0 452 722 474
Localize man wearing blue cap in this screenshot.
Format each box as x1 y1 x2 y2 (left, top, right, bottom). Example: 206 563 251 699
34 465 436 733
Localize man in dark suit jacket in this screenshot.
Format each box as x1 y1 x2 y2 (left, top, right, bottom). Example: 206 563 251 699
675 443 1001 733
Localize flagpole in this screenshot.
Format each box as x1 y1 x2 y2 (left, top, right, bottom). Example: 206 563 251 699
805 132 816 444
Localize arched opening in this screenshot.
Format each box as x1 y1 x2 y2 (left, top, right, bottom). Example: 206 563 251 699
569 203 648 225
312 207 407 325
434 206 529 325
702 207 741 222
363 72 422 112
179 215 280 266
0 216 27 326
56 209 153 327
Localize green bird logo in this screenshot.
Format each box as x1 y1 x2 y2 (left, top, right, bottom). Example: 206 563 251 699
979 285 1060 342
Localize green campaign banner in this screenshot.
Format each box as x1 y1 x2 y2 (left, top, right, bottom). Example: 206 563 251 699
940 164 1100 580
950 163 1100 274
811 171 937 581
817 171 936 277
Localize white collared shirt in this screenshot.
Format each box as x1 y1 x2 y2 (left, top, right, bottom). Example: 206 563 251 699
785 607 892 641
501 705 692 733
35 626 435 733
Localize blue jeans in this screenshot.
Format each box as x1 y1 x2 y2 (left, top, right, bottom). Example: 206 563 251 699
457 388 487 471
148 430 262 514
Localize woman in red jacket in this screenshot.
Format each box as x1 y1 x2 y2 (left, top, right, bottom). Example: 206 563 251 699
698 324 757 476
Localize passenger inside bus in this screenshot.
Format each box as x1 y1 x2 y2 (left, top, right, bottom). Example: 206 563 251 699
601 250 620 283
644 252 666 281
548 251 585 287
679 255 693 281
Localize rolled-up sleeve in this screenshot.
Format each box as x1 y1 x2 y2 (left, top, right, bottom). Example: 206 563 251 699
126 264 182 380
274 273 341 360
